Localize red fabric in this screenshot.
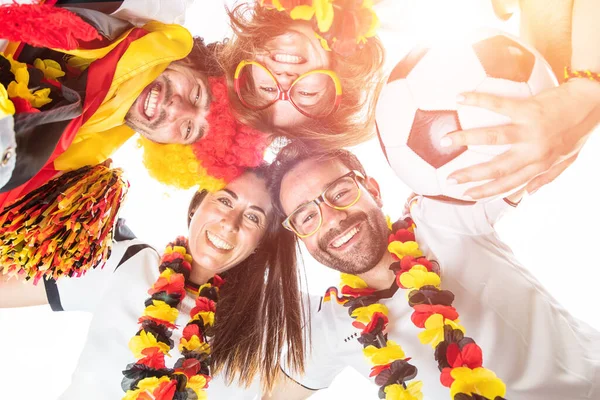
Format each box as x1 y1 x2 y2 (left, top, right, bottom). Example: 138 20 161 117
0 4 100 50
362 311 388 334
388 229 415 244
11 97 39 114
182 324 201 341
410 304 459 328
190 297 216 316
369 363 391 378
0 28 149 212
152 379 177 400
137 347 166 369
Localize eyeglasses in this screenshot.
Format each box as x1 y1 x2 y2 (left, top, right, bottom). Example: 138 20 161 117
234 60 342 119
282 171 364 238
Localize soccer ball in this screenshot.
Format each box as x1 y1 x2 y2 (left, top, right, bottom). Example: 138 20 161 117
375 29 557 201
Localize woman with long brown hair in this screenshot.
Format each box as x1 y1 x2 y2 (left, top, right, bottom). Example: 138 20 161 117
218 1 386 150
0 165 305 399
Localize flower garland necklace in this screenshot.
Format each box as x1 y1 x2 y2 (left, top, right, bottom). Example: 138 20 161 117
324 218 508 400
121 237 224 400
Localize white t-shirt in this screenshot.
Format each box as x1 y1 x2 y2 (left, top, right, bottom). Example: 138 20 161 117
283 196 600 399
45 238 260 400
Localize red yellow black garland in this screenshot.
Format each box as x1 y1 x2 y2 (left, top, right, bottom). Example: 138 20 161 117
324 218 508 400
122 238 224 400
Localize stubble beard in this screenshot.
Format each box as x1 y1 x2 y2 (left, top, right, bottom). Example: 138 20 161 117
312 208 389 275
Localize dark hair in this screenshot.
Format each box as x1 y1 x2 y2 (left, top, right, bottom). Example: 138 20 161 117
176 37 224 77
267 141 367 216
217 3 386 149
187 165 305 390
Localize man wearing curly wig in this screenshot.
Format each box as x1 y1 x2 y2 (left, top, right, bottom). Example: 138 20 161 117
0 3 268 209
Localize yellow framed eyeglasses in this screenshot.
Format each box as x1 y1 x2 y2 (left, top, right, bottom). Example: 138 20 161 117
234 60 342 119
282 171 364 238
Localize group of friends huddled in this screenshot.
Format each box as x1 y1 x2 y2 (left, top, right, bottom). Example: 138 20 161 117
0 1 599 400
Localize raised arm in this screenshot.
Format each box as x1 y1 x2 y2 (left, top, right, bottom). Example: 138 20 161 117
443 0 600 199
0 274 47 308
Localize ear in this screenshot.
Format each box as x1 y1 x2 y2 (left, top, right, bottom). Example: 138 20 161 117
363 176 383 208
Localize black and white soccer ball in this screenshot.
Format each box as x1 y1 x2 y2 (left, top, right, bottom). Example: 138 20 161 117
375 29 557 201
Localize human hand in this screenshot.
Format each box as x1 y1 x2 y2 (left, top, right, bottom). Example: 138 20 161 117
441 79 600 199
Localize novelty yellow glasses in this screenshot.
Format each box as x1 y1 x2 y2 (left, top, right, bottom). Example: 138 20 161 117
234 60 342 119
282 171 364 238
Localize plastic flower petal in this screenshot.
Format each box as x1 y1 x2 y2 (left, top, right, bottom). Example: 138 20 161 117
418 314 465 348
33 58 65 80
341 273 369 289
450 367 507 399
289 4 314 20
0 84 14 117
313 0 335 32
137 376 171 390
351 303 389 324
188 375 209 399
180 335 211 354
384 381 424 400
388 240 423 259
399 265 440 290
144 300 179 323
363 340 405 365
129 331 171 358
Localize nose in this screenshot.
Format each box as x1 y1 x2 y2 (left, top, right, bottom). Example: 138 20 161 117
320 203 348 232
273 70 297 91
220 210 242 233
166 94 196 122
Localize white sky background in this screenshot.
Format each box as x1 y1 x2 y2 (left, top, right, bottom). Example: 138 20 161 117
1 1 600 399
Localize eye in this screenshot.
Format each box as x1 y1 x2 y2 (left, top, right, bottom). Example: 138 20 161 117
246 213 260 224
260 86 277 93
218 197 233 208
302 212 317 224
186 121 192 135
333 190 350 201
194 86 200 104
298 91 317 97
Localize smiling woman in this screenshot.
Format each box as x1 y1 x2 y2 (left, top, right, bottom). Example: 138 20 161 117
219 2 386 149
0 166 307 399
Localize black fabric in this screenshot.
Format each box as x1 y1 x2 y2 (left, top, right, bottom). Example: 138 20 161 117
114 218 137 241
115 244 155 272
44 278 64 312
63 6 133 41
0 83 84 193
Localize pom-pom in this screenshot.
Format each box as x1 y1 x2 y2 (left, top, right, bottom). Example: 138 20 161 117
0 164 128 283
0 3 100 50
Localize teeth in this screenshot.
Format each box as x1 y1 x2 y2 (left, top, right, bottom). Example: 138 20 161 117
332 226 360 248
144 87 159 118
274 53 302 64
207 231 234 251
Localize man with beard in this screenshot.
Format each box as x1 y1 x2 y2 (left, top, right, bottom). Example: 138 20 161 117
265 142 600 400
0 3 267 209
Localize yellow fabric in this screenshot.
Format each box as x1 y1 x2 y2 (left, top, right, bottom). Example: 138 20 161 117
53 22 193 171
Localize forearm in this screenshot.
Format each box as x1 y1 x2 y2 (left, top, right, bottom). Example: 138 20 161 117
0 274 48 308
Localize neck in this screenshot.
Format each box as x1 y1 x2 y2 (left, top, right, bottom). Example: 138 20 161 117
357 251 396 290
188 261 214 286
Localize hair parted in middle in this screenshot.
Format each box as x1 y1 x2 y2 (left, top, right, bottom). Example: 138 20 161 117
267 141 367 217
218 2 386 150
186 164 307 391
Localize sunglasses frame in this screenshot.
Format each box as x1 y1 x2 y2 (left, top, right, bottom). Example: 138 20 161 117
234 60 342 119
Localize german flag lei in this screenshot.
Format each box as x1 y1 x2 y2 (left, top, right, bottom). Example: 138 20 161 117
122 238 224 400
324 218 508 400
